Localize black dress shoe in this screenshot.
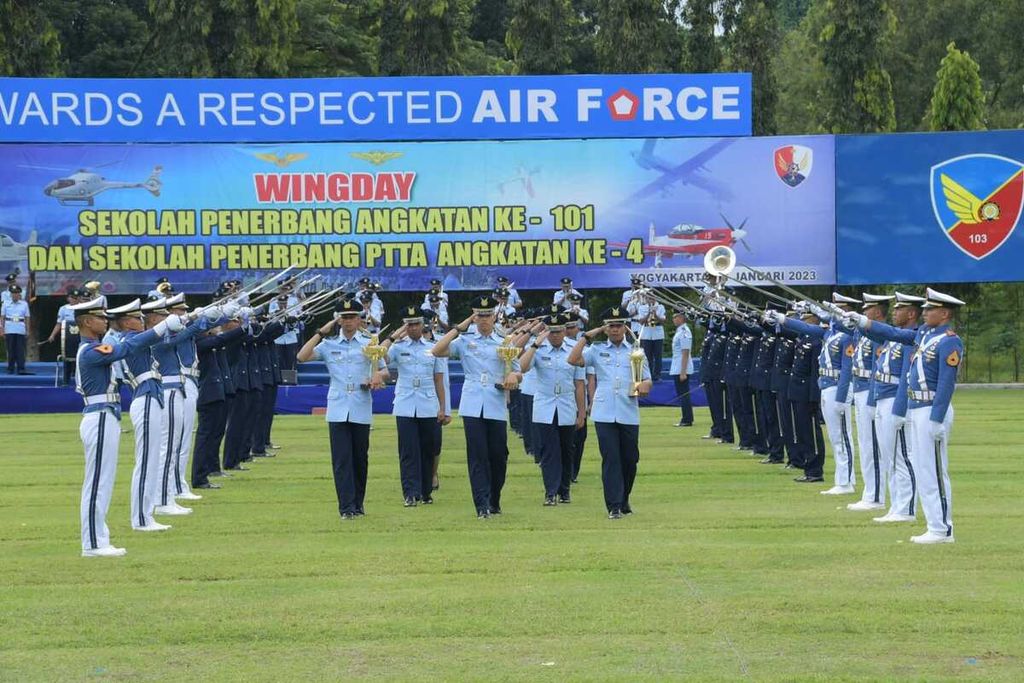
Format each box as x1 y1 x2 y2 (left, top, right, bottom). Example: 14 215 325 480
783 463 797 470
676 422 693 427
251 451 276 458
404 497 417 507
760 457 784 464
477 509 491 519
489 506 502 515
558 494 571 504
196 481 221 489
621 504 633 515
543 495 558 506
421 496 433 504
608 509 623 520
266 443 281 450
340 512 357 520
225 465 249 471
701 434 716 440
794 475 824 483
209 470 231 477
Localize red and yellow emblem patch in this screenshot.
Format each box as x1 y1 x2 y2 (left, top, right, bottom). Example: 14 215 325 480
845 344 855 357
946 350 960 367
94 344 113 355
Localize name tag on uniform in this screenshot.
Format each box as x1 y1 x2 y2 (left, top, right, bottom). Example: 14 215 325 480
400 352 411 357
599 352 611 358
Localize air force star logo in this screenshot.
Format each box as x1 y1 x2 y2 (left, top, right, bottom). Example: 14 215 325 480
774 145 813 188
931 154 1024 259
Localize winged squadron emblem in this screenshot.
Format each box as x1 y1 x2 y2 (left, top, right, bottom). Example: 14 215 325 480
930 154 1024 260
774 145 813 188
254 152 308 168
351 151 404 166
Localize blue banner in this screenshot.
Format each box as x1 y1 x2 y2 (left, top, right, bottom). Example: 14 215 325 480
0 74 751 143
837 130 1024 284
0 135 833 295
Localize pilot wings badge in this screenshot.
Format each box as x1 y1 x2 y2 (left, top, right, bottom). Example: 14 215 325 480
774 145 813 188
930 154 1024 260
351 151 404 166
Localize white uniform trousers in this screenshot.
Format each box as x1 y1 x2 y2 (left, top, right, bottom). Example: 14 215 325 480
874 397 916 517
159 387 186 506
854 390 884 504
129 394 164 528
174 380 199 496
820 385 856 487
79 408 121 551
909 406 954 537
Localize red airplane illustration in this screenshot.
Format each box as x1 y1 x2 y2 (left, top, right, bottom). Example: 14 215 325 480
615 215 750 268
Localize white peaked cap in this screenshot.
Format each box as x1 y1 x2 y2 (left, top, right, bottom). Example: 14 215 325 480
923 287 966 308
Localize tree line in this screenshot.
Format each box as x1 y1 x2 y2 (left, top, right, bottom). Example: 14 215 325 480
2 0 1018 135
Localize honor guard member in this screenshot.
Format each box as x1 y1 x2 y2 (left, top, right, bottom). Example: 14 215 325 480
108 299 171 532
850 288 964 543
167 294 212 502
421 310 451 493
767 305 799 468
270 293 303 376
71 296 178 556
722 316 754 450
568 306 652 519
382 307 447 506
519 313 586 505
670 310 695 427
553 277 582 310
192 309 245 490
768 304 826 483
750 319 784 463
47 289 82 384
700 315 733 443
239 312 266 465
143 294 208 515
1 284 30 374
852 292 924 523
222 309 258 472
496 276 522 309
148 277 173 300
297 299 388 520
778 295 856 494
248 315 285 458
432 296 521 518
846 293 893 511
564 313 591 482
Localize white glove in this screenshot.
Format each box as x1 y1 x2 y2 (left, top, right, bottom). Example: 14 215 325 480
845 311 869 330
811 304 830 321
928 420 947 441
222 301 241 319
165 314 186 332
202 305 223 321
767 310 785 325
892 414 907 429
239 307 253 318
839 314 858 331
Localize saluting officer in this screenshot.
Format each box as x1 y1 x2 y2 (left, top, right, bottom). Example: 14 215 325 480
699 314 732 443
519 313 586 505
47 289 82 385
847 293 894 511
847 288 964 544
382 306 447 506
71 296 177 557
1 284 30 375
568 306 652 520
751 318 784 464
432 296 521 519
297 299 388 520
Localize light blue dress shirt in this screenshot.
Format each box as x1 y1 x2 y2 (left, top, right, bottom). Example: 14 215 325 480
388 337 444 418
2 299 29 335
531 339 585 425
670 324 694 375
57 304 76 324
448 331 520 420
583 340 651 425
269 297 302 345
313 332 384 424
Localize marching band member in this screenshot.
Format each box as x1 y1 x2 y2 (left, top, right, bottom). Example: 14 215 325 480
568 306 652 520
297 299 389 520
847 288 964 544
147 277 173 300
432 296 521 519
846 293 894 511
553 277 582 310
71 296 178 556
519 313 586 505
628 290 666 382
382 306 447 507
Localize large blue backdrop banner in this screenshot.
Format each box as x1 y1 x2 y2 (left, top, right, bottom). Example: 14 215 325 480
0 135 834 296
837 130 1024 284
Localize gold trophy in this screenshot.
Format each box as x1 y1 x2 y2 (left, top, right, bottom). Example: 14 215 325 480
361 332 389 387
626 329 647 397
496 335 521 389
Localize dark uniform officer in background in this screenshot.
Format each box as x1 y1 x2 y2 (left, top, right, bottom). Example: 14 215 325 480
192 317 246 489
768 304 799 469
782 305 826 483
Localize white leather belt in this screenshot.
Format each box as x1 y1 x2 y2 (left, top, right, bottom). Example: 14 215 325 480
83 393 119 405
908 389 934 401
874 372 897 384
162 374 182 384
181 368 199 378
5 316 24 322
853 369 872 379
130 371 161 387
819 369 840 379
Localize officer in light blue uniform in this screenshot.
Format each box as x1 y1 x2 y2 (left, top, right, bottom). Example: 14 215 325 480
383 305 446 506
1 284 30 374
433 295 521 518
269 293 304 375
147 277 173 300
496 275 522 309
852 291 924 523
670 310 695 427
297 299 388 520
71 297 178 557
847 288 964 544
569 306 652 520
519 313 586 505
47 289 83 385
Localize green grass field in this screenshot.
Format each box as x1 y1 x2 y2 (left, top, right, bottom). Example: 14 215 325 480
2 391 1023 681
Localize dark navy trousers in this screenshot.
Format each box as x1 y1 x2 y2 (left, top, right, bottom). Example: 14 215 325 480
328 421 370 515
396 416 437 500
594 421 639 512
535 417 575 497
192 399 227 486
462 416 508 513
571 422 588 480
